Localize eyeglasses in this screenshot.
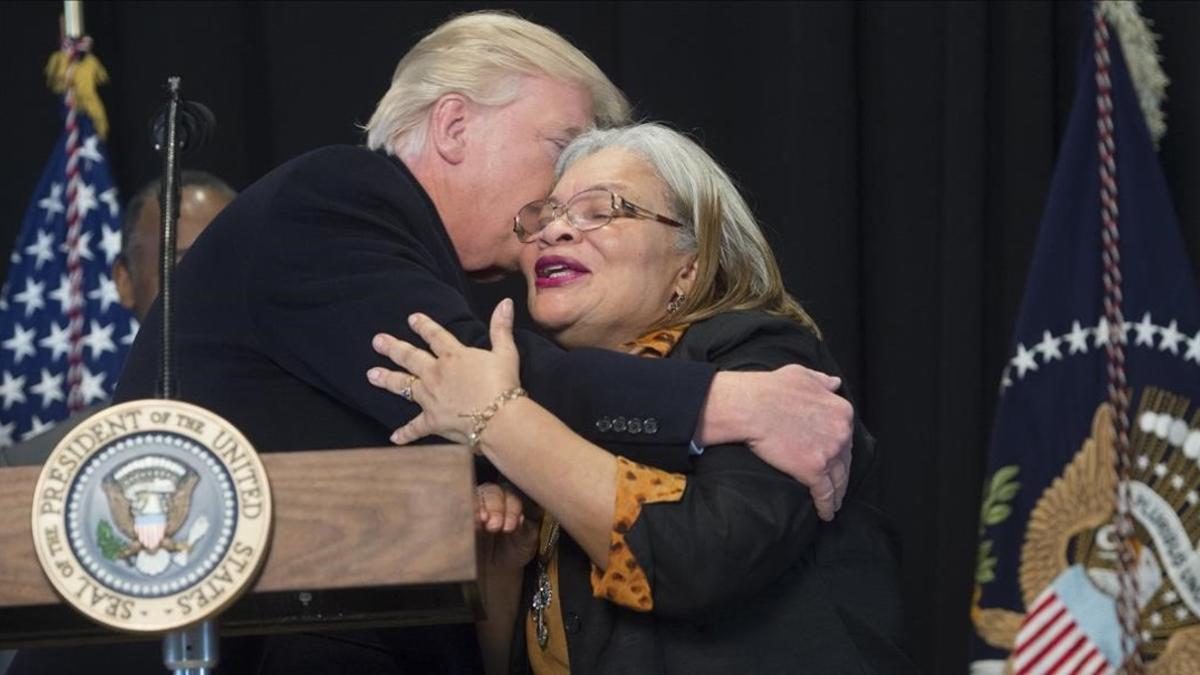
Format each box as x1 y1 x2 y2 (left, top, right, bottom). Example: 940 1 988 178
513 188 686 243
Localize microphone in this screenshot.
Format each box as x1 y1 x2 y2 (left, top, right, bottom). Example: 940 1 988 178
149 99 215 155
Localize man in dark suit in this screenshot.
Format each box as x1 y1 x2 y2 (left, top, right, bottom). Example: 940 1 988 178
12 12 856 675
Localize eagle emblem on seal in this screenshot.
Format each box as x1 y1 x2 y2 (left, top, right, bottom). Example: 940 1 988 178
98 455 209 576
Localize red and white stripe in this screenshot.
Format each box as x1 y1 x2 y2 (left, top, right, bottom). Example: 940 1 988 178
135 520 167 550
1014 590 1112 675
60 35 93 413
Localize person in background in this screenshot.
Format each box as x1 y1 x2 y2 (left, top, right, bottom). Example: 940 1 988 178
112 170 237 320
370 124 914 673
0 170 235 467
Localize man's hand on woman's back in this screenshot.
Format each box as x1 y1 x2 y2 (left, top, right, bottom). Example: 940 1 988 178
697 364 854 521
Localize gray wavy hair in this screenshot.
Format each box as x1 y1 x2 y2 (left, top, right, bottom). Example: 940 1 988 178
364 11 630 158
556 123 820 336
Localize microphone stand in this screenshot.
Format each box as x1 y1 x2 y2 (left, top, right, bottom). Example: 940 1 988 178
162 620 218 675
152 76 218 675
156 77 181 401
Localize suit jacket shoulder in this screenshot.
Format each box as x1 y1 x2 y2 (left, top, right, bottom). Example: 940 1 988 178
673 309 837 377
269 146 442 228
256 146 465 285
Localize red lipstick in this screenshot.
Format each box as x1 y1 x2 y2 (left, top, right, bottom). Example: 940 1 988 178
534 255 590 288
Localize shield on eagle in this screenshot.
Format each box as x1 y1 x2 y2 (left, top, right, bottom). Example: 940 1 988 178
101 455 200 557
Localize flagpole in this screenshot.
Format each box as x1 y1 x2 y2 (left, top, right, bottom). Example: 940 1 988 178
63 1 83 39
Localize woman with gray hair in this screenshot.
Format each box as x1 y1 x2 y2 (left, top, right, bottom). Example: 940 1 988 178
369 123 913 673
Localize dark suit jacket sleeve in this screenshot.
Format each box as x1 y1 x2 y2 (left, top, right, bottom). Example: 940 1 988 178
621 312 873 620
243 149 714 457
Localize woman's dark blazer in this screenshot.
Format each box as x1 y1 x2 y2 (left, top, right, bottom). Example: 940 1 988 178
510 310 917 674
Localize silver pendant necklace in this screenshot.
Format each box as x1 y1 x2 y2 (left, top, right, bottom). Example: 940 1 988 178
531 519 561 649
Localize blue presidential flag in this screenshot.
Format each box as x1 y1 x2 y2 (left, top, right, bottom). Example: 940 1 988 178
970 6 1200 675
0 83 136 449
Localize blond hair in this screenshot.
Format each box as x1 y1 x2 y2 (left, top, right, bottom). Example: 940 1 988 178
556 123 821 337
365 11 630 158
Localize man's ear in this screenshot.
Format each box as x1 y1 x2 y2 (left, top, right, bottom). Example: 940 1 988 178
113 257 136 311
428 94 471 165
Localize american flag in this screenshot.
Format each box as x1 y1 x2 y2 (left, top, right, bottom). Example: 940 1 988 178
0 94 136 448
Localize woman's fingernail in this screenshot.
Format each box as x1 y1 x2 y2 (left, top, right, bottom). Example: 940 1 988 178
390 431 402 444
372 335 385 351
501 298 513 318
408 314 421 327
367 368 381 383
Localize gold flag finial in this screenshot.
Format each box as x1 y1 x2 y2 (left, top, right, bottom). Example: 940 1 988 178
44 42 110 140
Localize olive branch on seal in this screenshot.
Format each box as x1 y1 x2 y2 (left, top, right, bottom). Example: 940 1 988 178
975 465 1020 584
96 520 129 561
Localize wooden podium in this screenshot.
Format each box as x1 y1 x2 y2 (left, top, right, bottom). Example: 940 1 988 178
0 445 481 648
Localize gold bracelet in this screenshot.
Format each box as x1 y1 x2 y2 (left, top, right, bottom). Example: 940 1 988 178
459 387 527 447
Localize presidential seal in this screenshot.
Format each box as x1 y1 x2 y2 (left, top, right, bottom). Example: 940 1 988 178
31 399 271 633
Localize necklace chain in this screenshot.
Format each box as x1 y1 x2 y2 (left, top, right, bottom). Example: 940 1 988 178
531 518 561 649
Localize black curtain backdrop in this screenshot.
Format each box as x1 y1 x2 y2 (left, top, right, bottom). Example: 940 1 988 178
2 2 1198 672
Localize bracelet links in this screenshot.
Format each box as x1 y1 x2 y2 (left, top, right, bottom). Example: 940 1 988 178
459 387 527 447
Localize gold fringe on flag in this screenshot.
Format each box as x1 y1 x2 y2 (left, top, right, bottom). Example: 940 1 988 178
1101 0 1170 146
44 49 110 139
